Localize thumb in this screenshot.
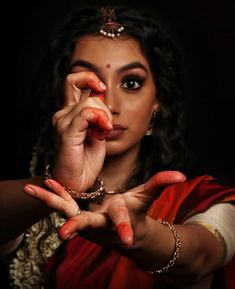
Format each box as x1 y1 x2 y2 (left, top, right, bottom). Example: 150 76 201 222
144 170 186 194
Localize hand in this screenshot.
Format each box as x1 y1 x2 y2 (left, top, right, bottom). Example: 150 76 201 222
59 170 185 247
52 71 113 193
24 171 186 248
24 178 80 219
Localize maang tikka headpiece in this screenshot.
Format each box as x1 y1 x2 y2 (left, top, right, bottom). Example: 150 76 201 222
100 7 124 38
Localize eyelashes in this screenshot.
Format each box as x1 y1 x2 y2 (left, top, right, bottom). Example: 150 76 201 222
121 75 146 90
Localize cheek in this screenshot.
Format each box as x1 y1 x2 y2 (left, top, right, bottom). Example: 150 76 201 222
126 110 152 141
127 105 153 128
122 90 156 121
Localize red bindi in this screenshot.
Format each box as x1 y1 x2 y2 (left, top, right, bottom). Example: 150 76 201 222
105 63 111 69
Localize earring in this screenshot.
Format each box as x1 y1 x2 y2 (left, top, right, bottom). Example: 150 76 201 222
152 110 158 118
146 125 153 136
145 109 158 136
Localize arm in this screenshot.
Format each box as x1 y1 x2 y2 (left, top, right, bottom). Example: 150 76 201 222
27 174 234 287
131 216 225 283
184 202 235 265
0 177 51 254
0 71 110 255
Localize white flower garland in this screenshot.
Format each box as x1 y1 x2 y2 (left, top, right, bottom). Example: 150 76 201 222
9 212 65 289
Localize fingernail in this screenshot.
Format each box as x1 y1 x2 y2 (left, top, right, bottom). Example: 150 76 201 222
44 179 53 188
117 222 133 247
98 81 106 90
68 232 78 240
107 121 113 130
62 230 71 239
24 185 36 195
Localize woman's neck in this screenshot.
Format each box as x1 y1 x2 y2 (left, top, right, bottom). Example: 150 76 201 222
100 146 140 191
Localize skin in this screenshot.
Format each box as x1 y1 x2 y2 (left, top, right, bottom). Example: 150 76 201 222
25 171 185 245
50 35 160 194
24 35 185 248
25 35 167 244
69 35 159 157
3 35 224 288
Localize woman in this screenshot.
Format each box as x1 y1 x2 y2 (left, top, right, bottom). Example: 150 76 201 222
1 5 235 289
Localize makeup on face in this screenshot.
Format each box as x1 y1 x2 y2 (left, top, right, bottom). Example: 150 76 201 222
70 36 157 156
105 124 127 140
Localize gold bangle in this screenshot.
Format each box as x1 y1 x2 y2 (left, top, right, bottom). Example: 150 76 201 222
65 176 105 204
185 220 227 264
147 219 181 275
44 164 105 204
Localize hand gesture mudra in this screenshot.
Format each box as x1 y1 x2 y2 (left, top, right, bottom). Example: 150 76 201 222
24 171 186 248
51 71 112 193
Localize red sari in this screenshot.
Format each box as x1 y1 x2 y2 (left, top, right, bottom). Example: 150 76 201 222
45 175 235 289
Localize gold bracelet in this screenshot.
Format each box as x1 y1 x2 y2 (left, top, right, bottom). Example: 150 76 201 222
44 164 105 204
147 219 181 275
186 220 227 264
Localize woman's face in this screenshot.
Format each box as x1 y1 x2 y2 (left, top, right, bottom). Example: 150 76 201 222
70 35 159 157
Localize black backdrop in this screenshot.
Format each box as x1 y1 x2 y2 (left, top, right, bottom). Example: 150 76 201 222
1 0 235 185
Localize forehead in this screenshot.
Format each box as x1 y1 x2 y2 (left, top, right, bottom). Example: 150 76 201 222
71 35 149 67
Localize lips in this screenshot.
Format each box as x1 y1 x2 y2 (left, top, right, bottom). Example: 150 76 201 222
105 123 126 140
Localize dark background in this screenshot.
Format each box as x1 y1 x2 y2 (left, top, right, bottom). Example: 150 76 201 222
0 0 235 185
0 0 235 287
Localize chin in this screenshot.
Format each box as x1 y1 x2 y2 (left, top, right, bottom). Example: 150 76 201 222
105 140 141 158
105 143 124 156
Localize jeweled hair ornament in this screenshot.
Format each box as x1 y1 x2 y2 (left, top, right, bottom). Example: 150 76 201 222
100 7 124 38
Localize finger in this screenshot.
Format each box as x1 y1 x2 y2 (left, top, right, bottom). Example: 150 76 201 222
80 88 92 102
64 72 106 107
44 178 73 201
79 107 113 139
52 89 94 129
24 183 65 209
80 89 106 105
24 184 78 217
52 105 76 128
104 196 133 247
90 91 105 102
59 211 108 240
145 171 186 196
87 96 113 122
53 97 112 135
56 107 111 142
79 95 113 123
131 170 186 197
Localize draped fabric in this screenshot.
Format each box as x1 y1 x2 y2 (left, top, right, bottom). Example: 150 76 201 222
45 175 235 289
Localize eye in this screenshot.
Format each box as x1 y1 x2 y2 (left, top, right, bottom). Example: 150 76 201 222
121 75 145 90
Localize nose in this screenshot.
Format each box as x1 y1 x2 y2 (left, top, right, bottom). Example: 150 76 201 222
104 88 120 115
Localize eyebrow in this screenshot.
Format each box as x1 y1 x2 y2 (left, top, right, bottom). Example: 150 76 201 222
117 62 148 73
70 60 100 73
70 60 148 73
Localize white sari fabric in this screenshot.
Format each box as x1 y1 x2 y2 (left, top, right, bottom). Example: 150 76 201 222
185 203 235 264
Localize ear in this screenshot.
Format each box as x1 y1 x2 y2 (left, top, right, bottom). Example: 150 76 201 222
152 101 160 113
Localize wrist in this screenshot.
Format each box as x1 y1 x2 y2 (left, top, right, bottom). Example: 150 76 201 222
146 219 181 274
45 163 82 192
44 164 105 204
127 217 179 273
